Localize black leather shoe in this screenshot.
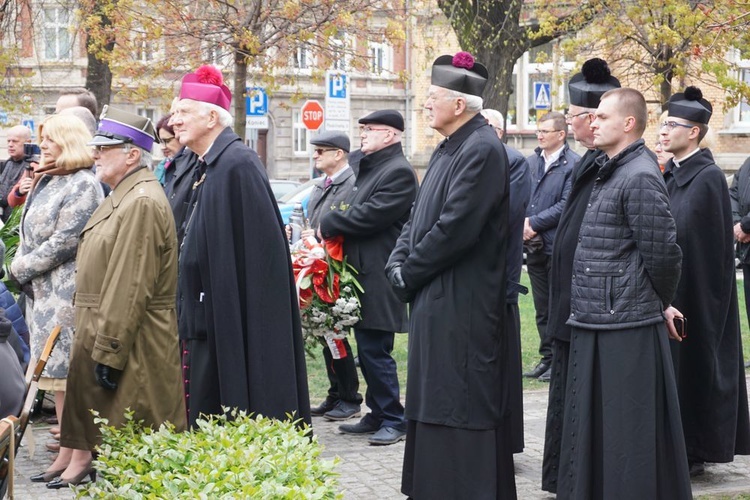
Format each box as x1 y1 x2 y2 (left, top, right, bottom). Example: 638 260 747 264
30 467 66 483
688 461 705 477
323 401 361 421
310 398 337 416
46 468 96 489
538 368 551 382
339 418 380 435
368 426 406 445
523 361 550 379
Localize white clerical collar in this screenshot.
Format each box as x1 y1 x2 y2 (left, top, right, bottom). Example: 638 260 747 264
673 148 701 168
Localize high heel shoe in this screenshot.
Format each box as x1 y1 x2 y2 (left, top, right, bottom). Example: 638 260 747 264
30 467 67 482
46 468 96 489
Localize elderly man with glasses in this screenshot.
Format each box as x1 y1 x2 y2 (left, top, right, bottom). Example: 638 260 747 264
318 109 417 445
523 111 580 382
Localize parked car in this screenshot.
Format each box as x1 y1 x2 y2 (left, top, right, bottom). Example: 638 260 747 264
277 179 317 224
269 179 301 201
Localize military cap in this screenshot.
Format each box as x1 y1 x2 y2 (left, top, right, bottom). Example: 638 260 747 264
310 131 350 153
431 52 488 97
358 109 405 131
89 105 158 152
180 65 232 112
668 86 712 124
568 58 621 109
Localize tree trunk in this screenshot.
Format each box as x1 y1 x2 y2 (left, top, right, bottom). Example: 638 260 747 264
233 51 247 140
84 3 113 115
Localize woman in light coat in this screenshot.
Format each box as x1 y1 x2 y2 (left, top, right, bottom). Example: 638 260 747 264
10 114 103 483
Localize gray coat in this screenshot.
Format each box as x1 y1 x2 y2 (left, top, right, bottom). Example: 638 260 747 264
307 167 355 230
568 140 681 330
10 169 103 379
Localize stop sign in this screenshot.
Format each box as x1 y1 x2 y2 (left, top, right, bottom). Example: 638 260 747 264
301 100 324 130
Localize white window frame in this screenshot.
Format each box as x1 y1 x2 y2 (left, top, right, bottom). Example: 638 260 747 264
42 7 72 61
292 110 309 156
294 45 315 71
516 43 574 129
729 59 750 132
137 107 156 123
369 41 392 75
203 35 230 66
133 28 163 63
330 33 352 71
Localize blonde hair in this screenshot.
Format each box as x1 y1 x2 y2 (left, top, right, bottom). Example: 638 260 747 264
39 114 94 170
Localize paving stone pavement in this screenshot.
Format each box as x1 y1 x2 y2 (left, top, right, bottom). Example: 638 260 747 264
6 383 750 499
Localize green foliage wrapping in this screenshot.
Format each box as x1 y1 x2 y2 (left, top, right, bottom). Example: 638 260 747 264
0 206 22 293
78 410 342 499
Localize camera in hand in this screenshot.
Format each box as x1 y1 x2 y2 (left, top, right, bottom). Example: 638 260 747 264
23 143 41 164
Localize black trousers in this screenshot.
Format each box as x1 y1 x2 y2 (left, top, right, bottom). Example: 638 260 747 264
320 337 362 404
354 328 405 431
527 252 553 364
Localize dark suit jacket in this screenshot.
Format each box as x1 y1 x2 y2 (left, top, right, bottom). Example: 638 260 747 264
164 146 199 247
307 167 356 230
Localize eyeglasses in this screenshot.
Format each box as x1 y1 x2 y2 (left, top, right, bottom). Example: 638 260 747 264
564 111 591 121
313 148 338 155
660 121 695 131
536 129 562 135
161 136 177 144
91 144 126 152
359 126 390 134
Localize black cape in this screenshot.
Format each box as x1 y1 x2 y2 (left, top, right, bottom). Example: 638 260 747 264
664 148 750 462
178 127 311 428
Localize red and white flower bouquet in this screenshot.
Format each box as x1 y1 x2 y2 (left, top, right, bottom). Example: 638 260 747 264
291 236 363 358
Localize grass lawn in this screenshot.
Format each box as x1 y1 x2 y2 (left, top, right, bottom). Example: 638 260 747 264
305 271 750 403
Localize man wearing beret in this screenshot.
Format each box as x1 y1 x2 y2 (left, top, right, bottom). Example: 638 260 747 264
386 52 517 498
319 110 417 445
59 107 186 486
542 58 620 493
661 87 750 476
170 65 311 429
303 131 362 422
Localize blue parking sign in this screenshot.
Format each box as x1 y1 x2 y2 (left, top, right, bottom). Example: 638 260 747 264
328 74 347 99
246 87 268 116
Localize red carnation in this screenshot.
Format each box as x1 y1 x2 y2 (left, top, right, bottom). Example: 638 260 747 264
194 65 224 86
452 52 475 70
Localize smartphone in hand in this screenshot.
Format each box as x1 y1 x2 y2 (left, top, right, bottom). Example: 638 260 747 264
674 317 687 339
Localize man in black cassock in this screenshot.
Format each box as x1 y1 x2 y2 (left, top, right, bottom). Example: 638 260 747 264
542 58 620 493
171 66 310 428
387 52 516 499
661 87 750 476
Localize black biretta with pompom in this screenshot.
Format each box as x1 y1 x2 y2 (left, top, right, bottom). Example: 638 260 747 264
568 58 621 109
667 86 713 124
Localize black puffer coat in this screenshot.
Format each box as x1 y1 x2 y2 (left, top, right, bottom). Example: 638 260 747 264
568 139 682 330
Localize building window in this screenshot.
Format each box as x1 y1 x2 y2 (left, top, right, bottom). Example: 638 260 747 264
42 7 71 60
369 42 392 75
517 41 574 128
738 68 750 125
203 36 230 66
330 34 351 71
294 45 313 70
292 110 308 155
137 108 156 123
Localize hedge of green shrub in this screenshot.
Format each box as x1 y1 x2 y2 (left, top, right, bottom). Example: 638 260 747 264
77 410 341 499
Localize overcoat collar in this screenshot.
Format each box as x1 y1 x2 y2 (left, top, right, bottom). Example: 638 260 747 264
663 148 716 188
439 114 489 156
83 168 154 231
359 142 404 171
202 127 242 167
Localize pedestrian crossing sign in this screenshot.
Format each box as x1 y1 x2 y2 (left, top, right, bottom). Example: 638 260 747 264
534 82 551 110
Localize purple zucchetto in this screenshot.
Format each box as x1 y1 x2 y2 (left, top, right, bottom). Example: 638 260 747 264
88 106 159 152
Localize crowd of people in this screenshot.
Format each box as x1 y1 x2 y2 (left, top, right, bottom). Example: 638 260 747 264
0 51 749 499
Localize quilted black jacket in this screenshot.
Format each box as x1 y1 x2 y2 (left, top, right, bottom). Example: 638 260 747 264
568 139 682 330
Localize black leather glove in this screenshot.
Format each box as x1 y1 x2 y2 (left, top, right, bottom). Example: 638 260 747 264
95 363 119 391
386 264 415 303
